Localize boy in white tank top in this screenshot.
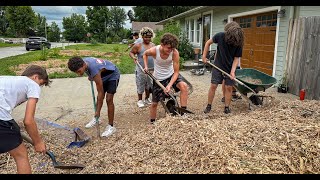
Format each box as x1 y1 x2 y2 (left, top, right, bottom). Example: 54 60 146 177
142 33 189 123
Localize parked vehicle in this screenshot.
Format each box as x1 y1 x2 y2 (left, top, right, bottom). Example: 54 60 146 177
121 39 128 44
25 37 51 51
0 38 13 44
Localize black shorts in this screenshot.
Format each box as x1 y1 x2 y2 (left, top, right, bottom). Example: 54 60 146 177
152 74 184 102
210 66 240 86
0 120 22 153
103 79 120 94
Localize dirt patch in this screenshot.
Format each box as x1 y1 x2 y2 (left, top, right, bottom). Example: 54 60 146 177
10 50 123 75
1 71 319 174
10 59 70 75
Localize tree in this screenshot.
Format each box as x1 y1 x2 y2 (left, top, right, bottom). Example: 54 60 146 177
47 21 60 42
133 6 195 22
127 10 135 23
62 13 87 42
0 6 9 36
5 6 36 37
86 6 111 43
34 13 47 37
109 6 127 42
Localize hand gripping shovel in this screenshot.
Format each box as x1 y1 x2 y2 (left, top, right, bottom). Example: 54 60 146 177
136 62 194 115
21 132 85 170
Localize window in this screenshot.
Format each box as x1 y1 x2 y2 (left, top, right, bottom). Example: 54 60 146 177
190 20 195 42
256 13 277 27
196 20 200 43
238 17 252 28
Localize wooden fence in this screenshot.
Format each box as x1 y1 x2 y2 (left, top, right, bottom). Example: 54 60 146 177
285 16 320 100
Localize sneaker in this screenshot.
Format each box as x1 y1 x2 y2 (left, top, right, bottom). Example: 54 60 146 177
224 107 231 114
101 125 116 137
85 117 101 128
221 97 225 102
232 94 242 101
137 100 145 108
144 98 152 105
203 105 212 114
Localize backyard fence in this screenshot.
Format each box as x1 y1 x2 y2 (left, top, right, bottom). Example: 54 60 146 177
285 16 320 100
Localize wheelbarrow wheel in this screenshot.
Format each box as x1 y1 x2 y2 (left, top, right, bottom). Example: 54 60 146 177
166 98 178 116
249 95 263 105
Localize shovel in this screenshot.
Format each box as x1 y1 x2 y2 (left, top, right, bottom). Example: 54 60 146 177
206 61 257 95
90 80 101 139
136 62 194 115
21 132 85 170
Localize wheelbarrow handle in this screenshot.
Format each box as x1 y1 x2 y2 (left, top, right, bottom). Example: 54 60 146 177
206 61 257 95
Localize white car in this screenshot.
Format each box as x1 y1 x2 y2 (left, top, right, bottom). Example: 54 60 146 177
0 38 13 44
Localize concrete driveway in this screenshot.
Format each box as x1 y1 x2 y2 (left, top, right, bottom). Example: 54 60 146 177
0 42 82 59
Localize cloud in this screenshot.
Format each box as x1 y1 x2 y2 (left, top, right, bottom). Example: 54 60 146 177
32 6 132 31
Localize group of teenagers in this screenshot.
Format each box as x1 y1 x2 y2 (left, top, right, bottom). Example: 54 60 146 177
0 21 244 174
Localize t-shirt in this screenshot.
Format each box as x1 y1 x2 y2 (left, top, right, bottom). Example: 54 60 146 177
83 57 120 82
212 32 242 73
0 76 41 121
134 38 143 44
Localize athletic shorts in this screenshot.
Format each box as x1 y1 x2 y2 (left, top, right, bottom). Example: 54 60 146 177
0 120 22 153
152 74 184 102
211 66 241 86
103 79 120 94
135 66 152 94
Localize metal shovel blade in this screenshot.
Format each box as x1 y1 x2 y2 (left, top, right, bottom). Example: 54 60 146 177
46 151 85 169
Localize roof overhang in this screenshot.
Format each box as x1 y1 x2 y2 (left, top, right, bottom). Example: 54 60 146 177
156 6 216 25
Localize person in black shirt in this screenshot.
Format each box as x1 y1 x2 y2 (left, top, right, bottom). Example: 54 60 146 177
202 21 244 114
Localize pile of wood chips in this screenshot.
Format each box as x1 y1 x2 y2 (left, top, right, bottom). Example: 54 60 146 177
1 98 319 174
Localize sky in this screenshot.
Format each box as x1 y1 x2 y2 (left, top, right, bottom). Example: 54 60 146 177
31 6 133 31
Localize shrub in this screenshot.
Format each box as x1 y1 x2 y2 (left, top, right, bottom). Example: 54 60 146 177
153 20 194 62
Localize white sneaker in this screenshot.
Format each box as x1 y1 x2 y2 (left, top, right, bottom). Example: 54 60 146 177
144 98 152 105
85 117 101 128
101 125 116 137
137 100 145 108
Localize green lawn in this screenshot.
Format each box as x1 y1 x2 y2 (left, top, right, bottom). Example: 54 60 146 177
0 42 24 48
0 43 135 78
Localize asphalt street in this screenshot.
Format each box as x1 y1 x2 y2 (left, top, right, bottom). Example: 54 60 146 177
0 42 80 59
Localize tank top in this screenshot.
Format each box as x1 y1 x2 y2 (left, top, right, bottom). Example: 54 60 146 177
153 45 174 80
137 43 154 69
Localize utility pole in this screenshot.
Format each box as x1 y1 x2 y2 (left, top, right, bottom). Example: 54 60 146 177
45 23 47 39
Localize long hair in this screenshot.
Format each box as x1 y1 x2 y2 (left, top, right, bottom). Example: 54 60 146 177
224 21 244 47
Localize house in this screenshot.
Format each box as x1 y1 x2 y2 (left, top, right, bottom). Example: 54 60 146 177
156 6 320 99
131 21 163 34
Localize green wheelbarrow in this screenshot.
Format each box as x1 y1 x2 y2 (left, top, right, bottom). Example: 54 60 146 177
206 61 277 109
234 68 277 108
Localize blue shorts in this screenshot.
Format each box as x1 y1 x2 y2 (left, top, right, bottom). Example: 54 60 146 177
103 79 120 94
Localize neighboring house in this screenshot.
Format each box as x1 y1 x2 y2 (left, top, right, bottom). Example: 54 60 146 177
156 6 320 99
132 21 163 34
